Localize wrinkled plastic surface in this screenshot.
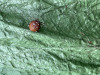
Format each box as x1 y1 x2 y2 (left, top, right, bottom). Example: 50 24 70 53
0 0 100 75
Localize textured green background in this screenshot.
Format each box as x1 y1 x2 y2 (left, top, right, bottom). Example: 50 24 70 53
0 0 100 75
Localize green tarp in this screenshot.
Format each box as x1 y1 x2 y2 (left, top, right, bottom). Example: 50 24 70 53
0 0 100 75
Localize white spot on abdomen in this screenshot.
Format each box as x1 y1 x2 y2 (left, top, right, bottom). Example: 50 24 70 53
36 26 38 28
33 23 35 25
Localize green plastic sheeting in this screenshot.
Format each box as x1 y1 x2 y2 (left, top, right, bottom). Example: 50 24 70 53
0 0 100 75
